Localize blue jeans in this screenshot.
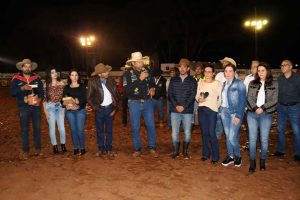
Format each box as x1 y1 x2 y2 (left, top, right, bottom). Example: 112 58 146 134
95 106 113 152
66 109 86 150
19 106 41 152
171 112 193 143
277 103 300 155
167 99 171 128
128 99 156 151
152 98 164 121
198 106 219 161
247 111 272 160
45 102 66 145
220 107 243 157
215 112 224 138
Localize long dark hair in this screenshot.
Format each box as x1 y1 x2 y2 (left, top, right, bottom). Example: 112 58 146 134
252 62 273 86
45 67 61 101
67 68 81 85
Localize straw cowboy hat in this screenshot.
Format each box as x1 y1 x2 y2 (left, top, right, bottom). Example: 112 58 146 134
120 64 132 71
91 63 112 76
126 52 149 64
219 57 236 67
16 58 38 71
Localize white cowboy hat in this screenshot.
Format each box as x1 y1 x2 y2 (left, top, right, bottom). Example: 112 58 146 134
219 57 236 67
120 64 132 71
126 52 149 64
16 58 38 71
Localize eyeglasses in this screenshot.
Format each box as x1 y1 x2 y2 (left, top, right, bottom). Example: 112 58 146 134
280 64 291 68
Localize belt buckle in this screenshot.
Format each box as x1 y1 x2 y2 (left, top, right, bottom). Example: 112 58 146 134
140 99 145 103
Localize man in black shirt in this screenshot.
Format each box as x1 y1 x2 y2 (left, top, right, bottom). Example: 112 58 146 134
123 52 158 157
273 60 300 161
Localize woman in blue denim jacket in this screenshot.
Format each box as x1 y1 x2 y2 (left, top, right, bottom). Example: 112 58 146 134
220 63 246 167
247 62 278 173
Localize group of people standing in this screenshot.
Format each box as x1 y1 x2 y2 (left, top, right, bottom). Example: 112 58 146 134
10 53 300 174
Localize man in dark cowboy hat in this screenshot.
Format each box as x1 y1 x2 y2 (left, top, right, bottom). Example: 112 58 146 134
123 51 158 157
10 58 44 160
87 63 118 159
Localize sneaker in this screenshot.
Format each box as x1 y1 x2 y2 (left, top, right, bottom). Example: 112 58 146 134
201 157 208 161
221 156 234 166
149 149 159 158
234 157 242 167
107 151 115 160
132 151 141 157
211 160 218 165
272 151 285 157
34 149 44 157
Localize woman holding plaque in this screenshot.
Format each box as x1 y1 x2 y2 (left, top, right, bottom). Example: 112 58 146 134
195 65 222 164
43 68 67 154
63 69 87 155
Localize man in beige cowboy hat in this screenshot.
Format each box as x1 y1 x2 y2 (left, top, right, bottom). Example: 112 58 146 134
123 51 158 157
87 63 118 159
9 58 44 160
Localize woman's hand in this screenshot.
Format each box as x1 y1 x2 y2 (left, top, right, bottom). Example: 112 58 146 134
232 117 240 125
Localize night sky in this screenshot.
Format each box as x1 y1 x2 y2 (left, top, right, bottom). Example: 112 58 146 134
0 0 299 72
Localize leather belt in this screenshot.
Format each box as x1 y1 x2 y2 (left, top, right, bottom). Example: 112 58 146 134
129 99 146 103
100 104 112 108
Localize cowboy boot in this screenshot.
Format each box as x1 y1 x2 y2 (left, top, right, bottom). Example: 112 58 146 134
249 160 256 173
183 142 190 159
171 142 180 159
260 159 266 170
61 144 67 153
53 145 59 154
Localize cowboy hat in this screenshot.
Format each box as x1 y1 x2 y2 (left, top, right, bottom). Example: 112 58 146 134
126 52 149 63
219 57 236 67
120 64 132 71
16 58 38 71
91 63 112 76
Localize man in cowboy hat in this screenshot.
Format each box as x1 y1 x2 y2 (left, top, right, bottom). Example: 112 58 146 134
123 51 158 157
215 57 239 139
168 58 197 159
10 58 44 160
118 64 131 127
87 63 118 159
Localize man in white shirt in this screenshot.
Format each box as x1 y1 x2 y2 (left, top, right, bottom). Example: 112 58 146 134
244 60 259 92
87 63 118 159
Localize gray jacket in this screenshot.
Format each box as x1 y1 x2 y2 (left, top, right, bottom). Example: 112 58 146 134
247 80 278 113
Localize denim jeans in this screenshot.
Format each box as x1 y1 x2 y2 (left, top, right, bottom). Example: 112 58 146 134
128 99 156 151
45 102 66 145
171 112 193 143
167 99 171 128
220 107 243 157
215 112 224 138
198 106 219 161
19 106 41 152
277 103 300 155
247 111 272 160
95 106 113 152
65 109 86 150
192 101 199 125
152 98 164 121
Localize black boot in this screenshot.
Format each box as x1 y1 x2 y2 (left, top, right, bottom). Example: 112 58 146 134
171 142 180 159
73 149 79 155
80 149 86 155
53 145 59 154
260 159 266 170
249 160 256 173
61 144 67 153
183 142 190 159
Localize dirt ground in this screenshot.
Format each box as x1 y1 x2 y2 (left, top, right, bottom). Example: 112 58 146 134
0 87 299 200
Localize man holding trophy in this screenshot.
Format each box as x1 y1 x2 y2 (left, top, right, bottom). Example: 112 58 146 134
10 58 44 160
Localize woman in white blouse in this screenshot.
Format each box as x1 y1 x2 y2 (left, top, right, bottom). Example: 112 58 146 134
195 65 222 164
247 62 278 173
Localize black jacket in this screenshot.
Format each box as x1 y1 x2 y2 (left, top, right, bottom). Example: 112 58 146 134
153 75 166 99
